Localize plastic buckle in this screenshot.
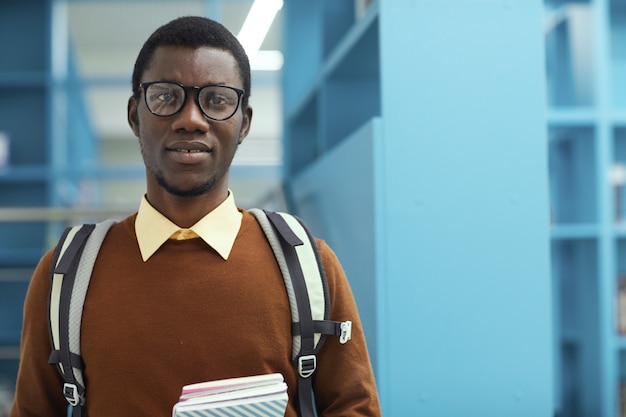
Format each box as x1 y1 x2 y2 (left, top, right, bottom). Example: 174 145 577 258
63 383 81 406
298 354 317 378
340 321 352 344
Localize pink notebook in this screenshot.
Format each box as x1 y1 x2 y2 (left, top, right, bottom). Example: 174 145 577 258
173 373 288 417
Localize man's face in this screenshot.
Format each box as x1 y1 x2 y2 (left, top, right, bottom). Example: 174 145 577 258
128 45 252 197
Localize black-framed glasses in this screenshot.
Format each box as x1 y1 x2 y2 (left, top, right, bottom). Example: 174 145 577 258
139 81 245 121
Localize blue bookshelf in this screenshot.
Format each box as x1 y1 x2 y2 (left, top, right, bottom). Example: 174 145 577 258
283 1 552 415
0 1 53 400
0 0 101 401
546 0 626 415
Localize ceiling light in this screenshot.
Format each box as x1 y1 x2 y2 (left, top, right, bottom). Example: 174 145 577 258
238 0 283 67
250 50 283 71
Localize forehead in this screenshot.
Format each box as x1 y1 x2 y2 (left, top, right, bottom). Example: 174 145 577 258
143 46 242 88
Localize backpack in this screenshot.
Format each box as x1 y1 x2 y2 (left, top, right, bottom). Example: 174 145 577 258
47 209 353 417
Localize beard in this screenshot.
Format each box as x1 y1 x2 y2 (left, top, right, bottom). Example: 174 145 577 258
154 172 217 197
146 154 234 198
138 136 238 198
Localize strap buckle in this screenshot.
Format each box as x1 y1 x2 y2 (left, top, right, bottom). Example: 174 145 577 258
340 321 352 344
63 383 82 406
298 354 317 378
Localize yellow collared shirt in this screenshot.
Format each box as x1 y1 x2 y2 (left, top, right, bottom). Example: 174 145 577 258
134 192 242 262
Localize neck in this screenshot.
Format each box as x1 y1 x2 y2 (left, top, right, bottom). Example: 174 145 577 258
146 188 229 228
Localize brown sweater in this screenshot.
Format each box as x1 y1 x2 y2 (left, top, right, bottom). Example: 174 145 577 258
10 210 381 417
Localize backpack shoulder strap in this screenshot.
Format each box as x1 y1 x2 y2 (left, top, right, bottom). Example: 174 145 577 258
48 219 117 417
248 208 352 417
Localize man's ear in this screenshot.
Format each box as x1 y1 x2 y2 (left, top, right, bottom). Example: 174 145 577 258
127 97 140 137
238 106 253 145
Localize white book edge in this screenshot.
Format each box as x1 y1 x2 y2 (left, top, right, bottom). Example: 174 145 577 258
177 382 287 407
180 373 284 399
173 389 288 414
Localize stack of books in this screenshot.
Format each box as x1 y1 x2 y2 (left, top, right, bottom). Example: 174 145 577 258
172 373 288 417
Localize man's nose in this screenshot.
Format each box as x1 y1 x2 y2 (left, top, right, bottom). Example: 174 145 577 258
171 94 209 131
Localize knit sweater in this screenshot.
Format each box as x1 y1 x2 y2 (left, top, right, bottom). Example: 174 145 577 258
10 210 381 417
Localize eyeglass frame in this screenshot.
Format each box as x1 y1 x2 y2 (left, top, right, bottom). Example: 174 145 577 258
139 81 246 121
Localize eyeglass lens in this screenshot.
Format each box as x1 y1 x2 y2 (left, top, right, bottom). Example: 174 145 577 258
144 82 241 120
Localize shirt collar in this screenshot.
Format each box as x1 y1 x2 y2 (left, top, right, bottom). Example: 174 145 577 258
135 192 242 262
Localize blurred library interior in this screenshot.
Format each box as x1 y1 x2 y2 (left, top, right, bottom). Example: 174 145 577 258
0 0 624 416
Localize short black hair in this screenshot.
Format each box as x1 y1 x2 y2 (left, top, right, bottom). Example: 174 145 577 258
131 16 251 109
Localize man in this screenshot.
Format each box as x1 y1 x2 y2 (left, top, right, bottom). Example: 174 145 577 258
10 16 381 417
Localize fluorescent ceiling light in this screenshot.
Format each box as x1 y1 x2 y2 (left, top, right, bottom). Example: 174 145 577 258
238 0 283 68
250 50 283 71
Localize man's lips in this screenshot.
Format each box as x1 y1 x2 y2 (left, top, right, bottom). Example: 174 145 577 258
167 141 212 163
167 141 211 152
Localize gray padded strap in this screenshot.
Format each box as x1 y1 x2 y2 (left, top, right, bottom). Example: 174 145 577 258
50 219 116 386
249 209 327 360
68 219 117 386
249 208 301 359
277 212 325 337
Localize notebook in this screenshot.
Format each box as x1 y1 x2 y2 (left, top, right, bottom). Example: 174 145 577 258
172 373 288 417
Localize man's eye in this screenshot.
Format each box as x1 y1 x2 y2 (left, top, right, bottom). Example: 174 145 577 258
157 92 175 102
207 95 227 106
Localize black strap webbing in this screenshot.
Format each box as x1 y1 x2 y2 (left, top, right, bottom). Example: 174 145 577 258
297 377 315 417
48 350 84 369
265 211 304 247
291 320 342 337
55 225 95 275
265 211 317 417
265 211 315 353
55 224 95 417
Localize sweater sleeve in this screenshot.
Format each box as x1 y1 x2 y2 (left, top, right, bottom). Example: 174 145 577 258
312 240 382 416
10 250 69 417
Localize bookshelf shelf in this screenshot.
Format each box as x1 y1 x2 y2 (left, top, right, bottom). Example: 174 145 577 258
0 71 48 87
547 108 598 126
547 0 626 415
551 223 599 239
561 330 581 346
320 2 378 83
0 166 50 183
